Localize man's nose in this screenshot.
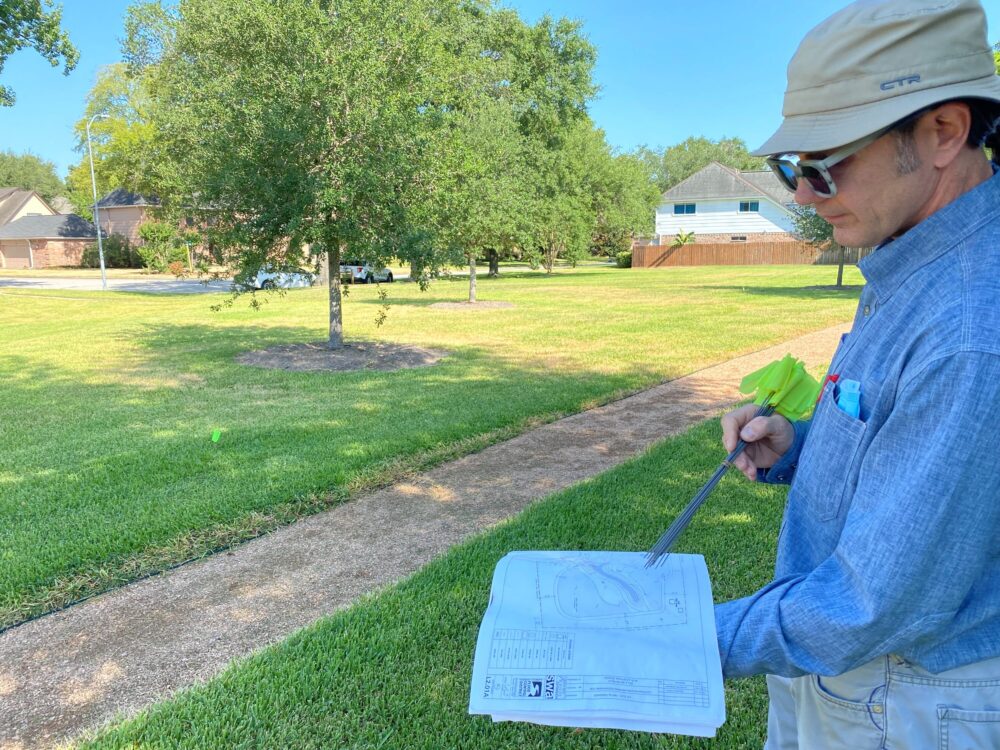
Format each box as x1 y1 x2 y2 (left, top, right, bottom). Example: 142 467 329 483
794 178 822 205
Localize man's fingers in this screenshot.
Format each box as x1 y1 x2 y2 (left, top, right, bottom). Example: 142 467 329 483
730 452 756 481
722 404 759 452
740 415 774 442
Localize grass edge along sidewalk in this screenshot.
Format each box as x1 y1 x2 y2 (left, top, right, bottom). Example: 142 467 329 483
76 417 783 750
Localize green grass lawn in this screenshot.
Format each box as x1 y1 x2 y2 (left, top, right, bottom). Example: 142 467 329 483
0 264 861 628
77 418 783 749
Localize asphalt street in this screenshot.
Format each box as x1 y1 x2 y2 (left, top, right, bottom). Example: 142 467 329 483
0 276 236 294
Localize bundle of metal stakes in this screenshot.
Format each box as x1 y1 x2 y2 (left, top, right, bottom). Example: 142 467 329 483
645 355 821 569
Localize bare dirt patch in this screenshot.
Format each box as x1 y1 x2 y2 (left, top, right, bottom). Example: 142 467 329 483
236 341 447 372
429 301 515 311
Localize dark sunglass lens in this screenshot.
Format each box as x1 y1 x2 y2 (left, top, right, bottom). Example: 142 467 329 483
801 166 833 197
771 161 798 192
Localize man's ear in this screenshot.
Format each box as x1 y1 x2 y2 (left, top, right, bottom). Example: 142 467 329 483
926 102 973 169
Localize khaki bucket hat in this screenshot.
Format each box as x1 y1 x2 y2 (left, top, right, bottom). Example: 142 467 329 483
753 0 1000 156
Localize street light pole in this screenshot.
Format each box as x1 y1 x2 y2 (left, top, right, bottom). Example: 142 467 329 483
86 113 110 291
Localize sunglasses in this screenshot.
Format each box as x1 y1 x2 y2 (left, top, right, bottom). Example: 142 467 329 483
766 125 891 198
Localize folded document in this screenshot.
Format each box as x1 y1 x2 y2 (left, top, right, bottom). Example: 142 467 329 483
468 550 725 736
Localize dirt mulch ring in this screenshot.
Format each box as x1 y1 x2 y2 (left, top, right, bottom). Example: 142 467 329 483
429 301 515 310
236 341 448 372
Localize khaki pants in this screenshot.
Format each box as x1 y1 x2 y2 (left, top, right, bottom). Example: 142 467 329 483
765 654 1000 749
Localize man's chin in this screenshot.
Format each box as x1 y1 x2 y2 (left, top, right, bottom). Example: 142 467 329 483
831 226 870 249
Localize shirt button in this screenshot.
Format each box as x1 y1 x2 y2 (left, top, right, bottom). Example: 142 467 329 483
863 305 871 316
872 705 884 714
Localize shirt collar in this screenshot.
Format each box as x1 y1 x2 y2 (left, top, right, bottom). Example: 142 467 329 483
859 168 1000 303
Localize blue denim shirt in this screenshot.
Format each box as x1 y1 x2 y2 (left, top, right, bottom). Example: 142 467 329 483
715 169 1000 679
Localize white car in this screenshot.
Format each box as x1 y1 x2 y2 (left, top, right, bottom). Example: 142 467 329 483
339 260 394 284
248 265 315 290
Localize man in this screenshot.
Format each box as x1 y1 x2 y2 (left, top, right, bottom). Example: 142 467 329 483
714 1 1000 747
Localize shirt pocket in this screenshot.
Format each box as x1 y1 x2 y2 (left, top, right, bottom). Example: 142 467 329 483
789 382 868 522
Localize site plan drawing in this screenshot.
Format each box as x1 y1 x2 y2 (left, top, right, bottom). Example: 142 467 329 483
469 551 725 736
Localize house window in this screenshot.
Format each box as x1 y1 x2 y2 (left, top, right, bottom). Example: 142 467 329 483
739 201 760 212
731 235 747 242
673 203 696 215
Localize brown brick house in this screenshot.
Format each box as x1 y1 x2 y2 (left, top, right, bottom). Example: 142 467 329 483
95 188 159 245
0 188 97 268
0 214 97 268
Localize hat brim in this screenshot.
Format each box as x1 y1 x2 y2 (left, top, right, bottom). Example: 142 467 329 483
751 76 1000 156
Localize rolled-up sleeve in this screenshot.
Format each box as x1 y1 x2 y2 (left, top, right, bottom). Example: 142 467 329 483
716 350 1000 678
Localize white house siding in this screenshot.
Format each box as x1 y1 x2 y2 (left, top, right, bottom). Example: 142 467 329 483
655 198 795 237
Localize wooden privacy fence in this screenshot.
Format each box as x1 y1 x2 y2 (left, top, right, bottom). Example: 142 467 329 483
633 242 874 267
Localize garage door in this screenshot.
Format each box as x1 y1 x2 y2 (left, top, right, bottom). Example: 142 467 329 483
0 240 31 269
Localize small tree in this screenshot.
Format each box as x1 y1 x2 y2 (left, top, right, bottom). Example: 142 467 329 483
793 205 848 288
137 221 183 272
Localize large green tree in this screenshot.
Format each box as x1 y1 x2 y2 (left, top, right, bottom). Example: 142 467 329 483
0 150 63 202
65 61 160 221
129 0 473 348
424 99 529 302
416 7 598 292
0 0 78 106
587 145 660 256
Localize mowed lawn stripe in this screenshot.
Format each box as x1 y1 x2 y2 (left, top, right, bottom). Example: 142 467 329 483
0 265 861 628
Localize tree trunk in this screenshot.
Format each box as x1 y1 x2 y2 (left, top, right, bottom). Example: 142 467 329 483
328 247 344 348
468 254 477 303
318 251 329 287
410 259 420 283
836 243 845 288
487 248 499 277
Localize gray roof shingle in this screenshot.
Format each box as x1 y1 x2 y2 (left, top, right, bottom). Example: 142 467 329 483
0 187 52 226
661 162 791 208
0 214 97 240
96 188 159 209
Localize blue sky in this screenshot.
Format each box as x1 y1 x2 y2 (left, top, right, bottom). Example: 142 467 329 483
2 0 1000 179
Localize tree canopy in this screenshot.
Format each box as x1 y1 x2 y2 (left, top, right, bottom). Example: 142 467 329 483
0 0 78 106
0 150 64 202
87 0 656 344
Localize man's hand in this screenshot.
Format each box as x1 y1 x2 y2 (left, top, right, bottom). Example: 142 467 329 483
721 404 795 481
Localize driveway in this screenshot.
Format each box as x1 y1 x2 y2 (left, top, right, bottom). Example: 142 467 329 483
0 276 236 294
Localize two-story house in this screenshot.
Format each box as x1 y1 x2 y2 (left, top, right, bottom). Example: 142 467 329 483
654 161 799 244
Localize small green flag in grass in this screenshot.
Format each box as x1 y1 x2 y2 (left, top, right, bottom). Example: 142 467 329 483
211 429 221 443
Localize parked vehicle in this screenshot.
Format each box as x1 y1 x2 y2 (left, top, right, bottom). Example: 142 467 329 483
338 260 393 284
248 265 315 289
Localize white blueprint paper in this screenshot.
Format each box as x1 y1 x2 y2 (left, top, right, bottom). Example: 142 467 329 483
468 551 725 736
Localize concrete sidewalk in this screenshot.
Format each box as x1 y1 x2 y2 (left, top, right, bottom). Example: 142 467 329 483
0 323 849 750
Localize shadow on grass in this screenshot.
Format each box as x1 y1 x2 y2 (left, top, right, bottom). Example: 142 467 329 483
698 284 864 300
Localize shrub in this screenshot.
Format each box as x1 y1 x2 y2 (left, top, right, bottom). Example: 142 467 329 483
615 250 632 268
80 234 139 268
137 222 186 272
